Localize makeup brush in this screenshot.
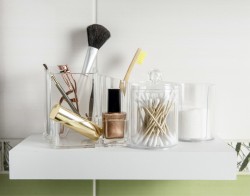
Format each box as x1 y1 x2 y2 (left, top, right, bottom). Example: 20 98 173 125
120 48 146 95
82 24 111 74
79 24 110 120
43 64 50 136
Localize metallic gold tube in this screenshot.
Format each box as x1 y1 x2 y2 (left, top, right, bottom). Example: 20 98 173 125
50 104 103 141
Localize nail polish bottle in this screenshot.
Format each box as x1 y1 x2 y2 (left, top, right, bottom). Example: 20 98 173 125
102 89 127 146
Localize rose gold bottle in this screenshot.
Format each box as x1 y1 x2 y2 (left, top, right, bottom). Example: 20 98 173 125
102 89 127 146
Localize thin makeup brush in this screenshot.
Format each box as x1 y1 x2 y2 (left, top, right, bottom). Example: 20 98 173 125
43 64 79 114
120 48 146 95
82 24 111 74
43 64 50 136
51 74 80 115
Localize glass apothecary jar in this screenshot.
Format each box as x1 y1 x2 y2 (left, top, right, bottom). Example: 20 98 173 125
128 70 179 149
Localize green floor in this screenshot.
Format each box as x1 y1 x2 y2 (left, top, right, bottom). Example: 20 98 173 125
0 174 249 196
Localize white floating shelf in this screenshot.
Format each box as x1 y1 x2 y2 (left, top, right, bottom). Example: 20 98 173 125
9 134 236 180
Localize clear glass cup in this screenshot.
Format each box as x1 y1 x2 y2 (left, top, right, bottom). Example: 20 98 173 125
45 69 100 148
178 83 215 141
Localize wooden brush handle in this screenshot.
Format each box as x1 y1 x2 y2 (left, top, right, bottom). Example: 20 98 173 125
123 48 142 82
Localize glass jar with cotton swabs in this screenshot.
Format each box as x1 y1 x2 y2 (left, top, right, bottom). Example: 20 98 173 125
129 70 179 149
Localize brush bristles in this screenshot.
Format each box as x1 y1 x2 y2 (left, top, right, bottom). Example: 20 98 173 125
87 24 111 49
136 51 146 64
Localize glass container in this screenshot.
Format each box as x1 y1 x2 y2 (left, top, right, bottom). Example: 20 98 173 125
44 66 101 148
44 66 130 148
129 70 179 149
178 83 215 141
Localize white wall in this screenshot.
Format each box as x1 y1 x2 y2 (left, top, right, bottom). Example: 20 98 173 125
0 0 95 138
1 0 250 139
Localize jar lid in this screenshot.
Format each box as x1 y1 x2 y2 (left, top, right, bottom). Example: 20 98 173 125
132 69 178 90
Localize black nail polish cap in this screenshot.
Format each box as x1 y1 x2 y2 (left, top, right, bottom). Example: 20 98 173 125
108 89 121 113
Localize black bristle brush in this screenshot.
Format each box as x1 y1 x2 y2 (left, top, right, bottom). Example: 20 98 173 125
82 24 111 74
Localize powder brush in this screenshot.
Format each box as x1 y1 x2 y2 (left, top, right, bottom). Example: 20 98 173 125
82 24 111 74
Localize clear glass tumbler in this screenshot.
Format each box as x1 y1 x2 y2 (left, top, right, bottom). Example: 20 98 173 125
178 83 215 141
45 69 100 148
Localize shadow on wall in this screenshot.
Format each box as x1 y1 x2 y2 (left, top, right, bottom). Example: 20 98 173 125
71 29 88 55
66 28 88 72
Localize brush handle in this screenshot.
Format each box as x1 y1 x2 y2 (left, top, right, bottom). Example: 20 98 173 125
123 48 142 82
78 46 98 118
82 47 98 74
43 64 51 136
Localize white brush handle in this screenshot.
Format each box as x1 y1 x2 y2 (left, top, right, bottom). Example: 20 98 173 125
82 47 98 74
76 47 98 117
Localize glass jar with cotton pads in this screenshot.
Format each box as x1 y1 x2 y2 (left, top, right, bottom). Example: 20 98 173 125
178 83 215 141
128 70 179 149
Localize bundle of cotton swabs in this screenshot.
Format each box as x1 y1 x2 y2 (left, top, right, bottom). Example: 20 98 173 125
135 92 176 147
